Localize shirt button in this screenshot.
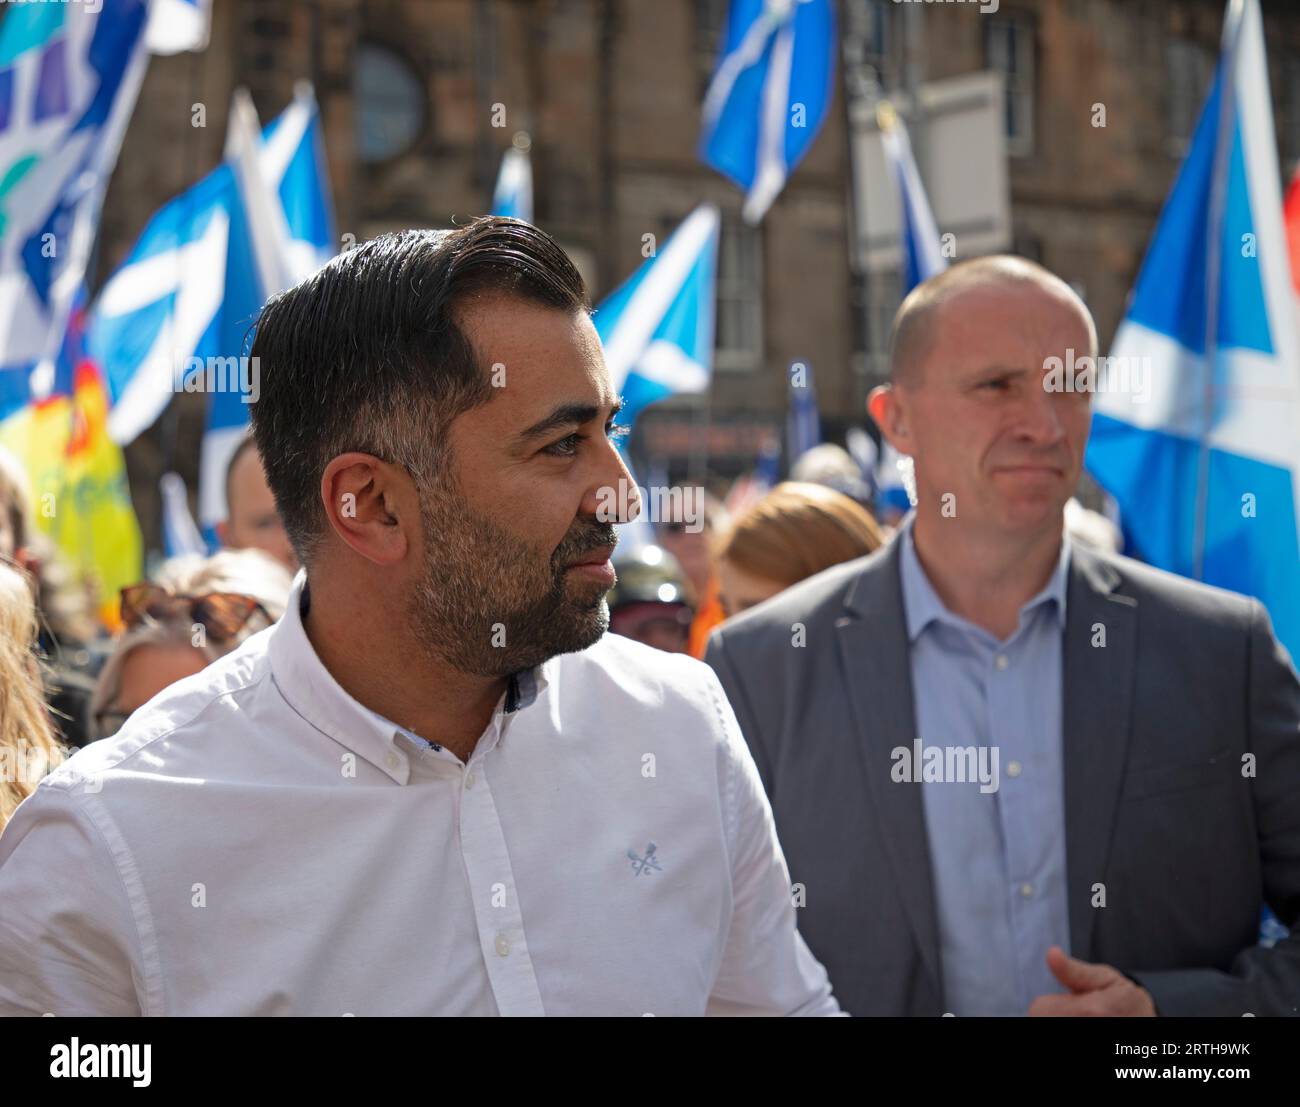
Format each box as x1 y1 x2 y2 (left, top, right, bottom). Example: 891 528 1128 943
494 933 510 957
1006 760 1022 778
995 654 1010 671
465 771 476 790
1020 882 1034 898
385 752 400 770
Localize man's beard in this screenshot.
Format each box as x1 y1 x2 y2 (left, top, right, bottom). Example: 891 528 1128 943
410 485 617 677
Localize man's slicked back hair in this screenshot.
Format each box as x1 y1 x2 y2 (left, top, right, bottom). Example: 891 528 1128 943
249 217 591 564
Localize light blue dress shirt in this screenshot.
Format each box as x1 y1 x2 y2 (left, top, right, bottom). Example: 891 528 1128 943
898 521 1073 1016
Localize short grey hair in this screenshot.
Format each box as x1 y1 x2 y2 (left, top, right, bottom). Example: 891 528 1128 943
889 255 1098 385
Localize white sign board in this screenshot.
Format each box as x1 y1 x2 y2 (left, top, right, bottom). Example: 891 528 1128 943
848 71 1012 273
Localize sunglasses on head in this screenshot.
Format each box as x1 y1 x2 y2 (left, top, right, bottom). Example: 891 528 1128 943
119 583 270 641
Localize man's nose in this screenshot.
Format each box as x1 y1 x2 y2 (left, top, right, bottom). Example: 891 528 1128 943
1019 387 1067 445
579 436 642 523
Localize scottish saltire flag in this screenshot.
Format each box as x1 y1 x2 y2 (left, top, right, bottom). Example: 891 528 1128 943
0 1 148 623
88 84 334 534
0 0 150 423
198 85 334 536
594 203 719 437
1086 0 1300 665
93 161 230 445
879 105 947 293
699 0 835 224
786 360 820 465
147 0 211 55
492 145 532 224
94 84 333 444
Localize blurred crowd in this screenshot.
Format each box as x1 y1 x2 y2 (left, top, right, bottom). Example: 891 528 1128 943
0 435 293 824
0 424 1125 832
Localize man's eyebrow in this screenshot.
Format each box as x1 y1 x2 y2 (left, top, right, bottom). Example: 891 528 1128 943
514 397 625 444
970 365 1027 379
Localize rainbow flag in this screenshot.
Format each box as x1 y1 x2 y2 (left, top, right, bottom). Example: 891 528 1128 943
0 297 141 629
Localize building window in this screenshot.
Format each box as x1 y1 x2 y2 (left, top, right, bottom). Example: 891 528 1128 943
1282 55 1300 170
861 0 897 91
694 0 730 94
862 267 902 382
1166 38 1215 156
842 0 898 97
1011 230 1043 266
985 14 1036 157
715 214 762 372
353 42 426 164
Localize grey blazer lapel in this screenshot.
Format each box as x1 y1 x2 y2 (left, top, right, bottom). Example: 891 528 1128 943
835 539 943 999
1062 547 1138 961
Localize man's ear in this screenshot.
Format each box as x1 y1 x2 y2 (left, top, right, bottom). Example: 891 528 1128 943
319 452 414 567
868 384 912 454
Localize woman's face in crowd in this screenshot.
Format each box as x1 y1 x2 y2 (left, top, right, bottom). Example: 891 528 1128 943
108 643 208 728
717 559 786 621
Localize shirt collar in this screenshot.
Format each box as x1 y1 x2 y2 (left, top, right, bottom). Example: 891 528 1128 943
267 572 550 782
898 517 1071 644
360 670 543 755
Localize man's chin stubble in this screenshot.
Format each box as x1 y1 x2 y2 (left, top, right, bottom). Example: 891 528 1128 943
423 589 612 678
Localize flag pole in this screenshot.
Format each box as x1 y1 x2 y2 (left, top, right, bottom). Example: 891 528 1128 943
1193 0 1244 580
841 7 883 409
160 45 209 555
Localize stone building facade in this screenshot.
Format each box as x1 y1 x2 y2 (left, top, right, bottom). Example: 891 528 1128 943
96 0 1300 539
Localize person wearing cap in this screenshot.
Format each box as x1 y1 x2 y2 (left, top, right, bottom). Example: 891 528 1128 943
607 544 695 653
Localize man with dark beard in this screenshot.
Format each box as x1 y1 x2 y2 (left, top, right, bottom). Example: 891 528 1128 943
0 220 840 1016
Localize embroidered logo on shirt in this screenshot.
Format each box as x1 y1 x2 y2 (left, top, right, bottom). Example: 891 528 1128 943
627 842 661 876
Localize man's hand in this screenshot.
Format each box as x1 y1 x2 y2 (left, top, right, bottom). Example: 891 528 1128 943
1027 945 1156 1016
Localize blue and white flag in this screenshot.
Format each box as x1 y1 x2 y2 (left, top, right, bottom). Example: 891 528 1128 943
786 360 820 465
89 84 335 533
198 86 334 535
491 144 533 224
159 471 207 557
0 0 150 422
92 162 230 443
879 106 947 293
699 0 835 224
847 425 912 515
875 440 914 516
594 204 720 436
1086 0 1300 663
147 0 211 56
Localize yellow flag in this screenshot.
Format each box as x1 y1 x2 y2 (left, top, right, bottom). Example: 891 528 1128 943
0 361 142 631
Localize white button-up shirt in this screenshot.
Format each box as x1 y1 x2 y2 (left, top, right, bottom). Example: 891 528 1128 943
0 577 840 1016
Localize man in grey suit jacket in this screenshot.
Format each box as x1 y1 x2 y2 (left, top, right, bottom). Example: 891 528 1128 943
707 257 1300 1016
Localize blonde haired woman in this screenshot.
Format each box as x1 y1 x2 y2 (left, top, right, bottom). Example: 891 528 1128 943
0 562 66 828
90 548 293 740
713 481 885 620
